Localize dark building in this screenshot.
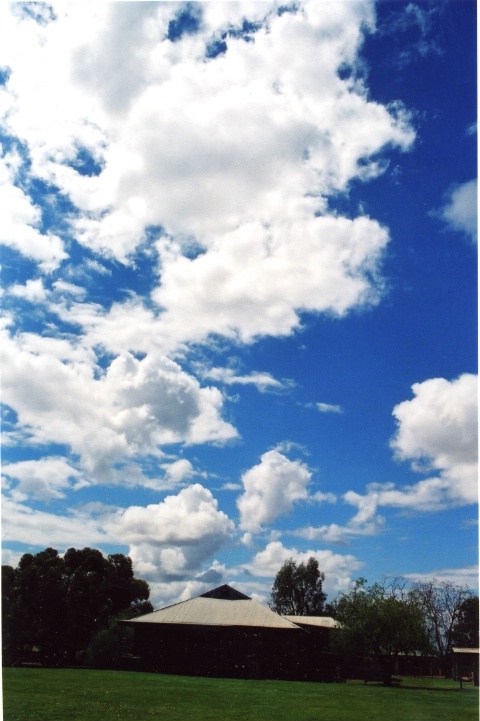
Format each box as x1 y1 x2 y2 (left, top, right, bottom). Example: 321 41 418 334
452 648 480 686
121 584 338 681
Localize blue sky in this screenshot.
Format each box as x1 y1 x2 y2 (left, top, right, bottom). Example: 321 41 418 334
1 0 477 608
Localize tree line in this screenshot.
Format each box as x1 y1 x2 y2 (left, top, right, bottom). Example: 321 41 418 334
270 557 479 684
2 547 153 667
2 548 478 681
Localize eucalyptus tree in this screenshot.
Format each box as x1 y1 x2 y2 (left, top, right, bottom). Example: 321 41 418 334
270 557 327 616
2 546 152 666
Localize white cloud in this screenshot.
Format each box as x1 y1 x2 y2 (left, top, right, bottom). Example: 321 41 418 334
391 374 478 505
106 484 235 582
439 179 477 243
309 468 471 546
1 497 110 548
1 326 237 483
0 1 414 348
3 1 465 609
2 484 235 596
1 548 24 570
2 457 83 501
0 153 67 272
316 402 343 414
160 459 196 486
143 570 228 610
102 353 237 448
51 298 170 357
297 489 384 545
52 280 87 298
197 366 285 392
246 540 364 593
237 450 312 532
344 478 453 517
8 279 47 303
152 215 390 347
311 491 337 504
62 0 408 245
297 374 478 543
404 566 479 590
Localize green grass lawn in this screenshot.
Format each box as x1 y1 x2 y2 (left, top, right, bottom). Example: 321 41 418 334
3 668 478 721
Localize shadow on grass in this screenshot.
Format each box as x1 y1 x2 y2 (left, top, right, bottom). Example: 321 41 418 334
396 685 465 693
351 678 475 693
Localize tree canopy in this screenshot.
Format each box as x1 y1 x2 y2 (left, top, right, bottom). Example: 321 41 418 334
2 547 153 666
412 580 476 666
270 557 327 616
333 578 431 685
451 596 479 648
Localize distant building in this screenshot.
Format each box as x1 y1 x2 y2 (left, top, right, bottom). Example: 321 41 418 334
452 648 479 686
121 584 338 680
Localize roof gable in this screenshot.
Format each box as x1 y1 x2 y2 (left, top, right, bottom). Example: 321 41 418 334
201 584 251 600
127 585 300 630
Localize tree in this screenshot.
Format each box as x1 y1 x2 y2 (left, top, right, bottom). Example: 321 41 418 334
2 565 18 665
3 548 67 665
451 596 479 648
412 580 474 671
2 547 153 666
85 618 134 669
334 578 431 685
270 557 327 616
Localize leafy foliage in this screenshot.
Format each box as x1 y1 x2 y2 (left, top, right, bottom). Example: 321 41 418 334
270 557 327 616
333 578 431 685
451 596 479 648
2 547 153 666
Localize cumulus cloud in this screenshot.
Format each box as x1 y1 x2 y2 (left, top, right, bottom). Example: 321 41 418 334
439 179 477 243
0 1 414 352
107 484 235 582
2 485 235 597
8 279 47 303
246 540 364 593
2 457 84 501
237 450 312 533
52 298 170 357
160 459 196 486
59 0 410 243
296 486 385 545
1 326 237 483
152 215 390 346
296 374 478 543
0 153 67 272
391 373 478 505
1 497 110 549
297 515 384 546
2 1 451 607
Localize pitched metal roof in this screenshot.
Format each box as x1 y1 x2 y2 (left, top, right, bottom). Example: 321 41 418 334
128 586 300 629
284 615 340 629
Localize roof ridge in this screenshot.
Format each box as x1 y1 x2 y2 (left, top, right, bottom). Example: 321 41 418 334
199 583 251 600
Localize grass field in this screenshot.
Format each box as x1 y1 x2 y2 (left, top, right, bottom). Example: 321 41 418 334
3 667 478 721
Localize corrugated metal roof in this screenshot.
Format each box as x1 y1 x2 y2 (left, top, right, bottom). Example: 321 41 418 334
129 596 300 629
284 616 340 629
